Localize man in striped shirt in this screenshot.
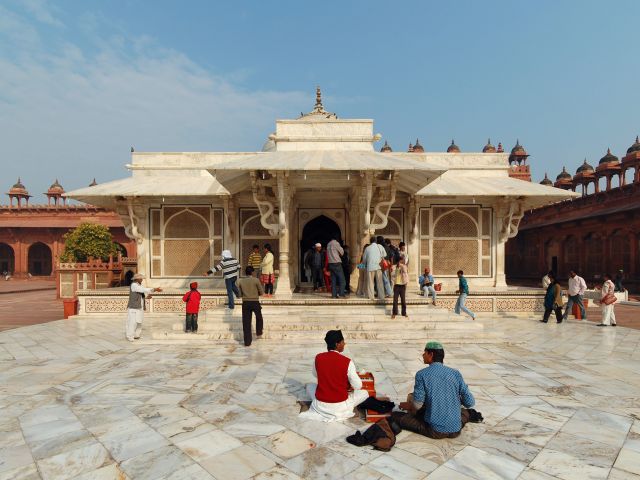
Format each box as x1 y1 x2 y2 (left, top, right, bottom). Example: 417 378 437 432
206 250 240 309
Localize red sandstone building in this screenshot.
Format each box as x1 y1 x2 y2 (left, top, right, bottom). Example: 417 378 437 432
0 179 136 278
506 138 640 291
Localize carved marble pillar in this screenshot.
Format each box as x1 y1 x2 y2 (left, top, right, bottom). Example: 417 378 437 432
274 172 293 298
495 200 525 288
407 196 420 282
223 197 236 256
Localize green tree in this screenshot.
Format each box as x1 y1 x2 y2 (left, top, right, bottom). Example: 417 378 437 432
60 222 119 262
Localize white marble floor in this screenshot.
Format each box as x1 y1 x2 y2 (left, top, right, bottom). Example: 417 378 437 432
1 315 640 479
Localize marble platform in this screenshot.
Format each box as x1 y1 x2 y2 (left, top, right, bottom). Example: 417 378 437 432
1 315 640 479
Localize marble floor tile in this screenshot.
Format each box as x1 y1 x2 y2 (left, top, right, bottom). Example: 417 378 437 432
561 408 632 447
74 463 127 480
120 446 196 480
366 454 427 480
101 426 170 462
608 467 640 479
200 445 276 480
508 406 569 430
425 465 476 480
528 448 610 480
492 417 559 447
614 447 640 476
0 463 40 480
0 445 34 475
255 429 317 460
253 464 304 479
445 445 526 480
346 464 393 480
517 468 561 479
284 447 360 479
29 428 95 461
471 431 542 464
36 442 110 480
544 432 618 467
174 429 243 461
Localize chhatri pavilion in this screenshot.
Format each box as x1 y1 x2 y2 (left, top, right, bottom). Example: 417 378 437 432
67 88 577 299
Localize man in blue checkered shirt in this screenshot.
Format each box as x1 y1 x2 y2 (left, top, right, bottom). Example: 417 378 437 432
391 341 476 438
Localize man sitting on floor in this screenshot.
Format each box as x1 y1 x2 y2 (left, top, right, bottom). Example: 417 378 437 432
300 329 370 422
391 341 476 438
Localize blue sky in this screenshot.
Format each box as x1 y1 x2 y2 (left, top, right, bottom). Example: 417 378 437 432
2 0 639 199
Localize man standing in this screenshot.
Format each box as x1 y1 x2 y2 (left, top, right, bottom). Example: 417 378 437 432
327 236 345 298
563 270 587 321
419 267 437 305
125 273 161 342
542 271 553 289
454 270 476 320
342 245 352 294
300 330 369 422
362 237 385 301
237 266 264 346
391 341 476 439
309 243 325 291
206 250 240 309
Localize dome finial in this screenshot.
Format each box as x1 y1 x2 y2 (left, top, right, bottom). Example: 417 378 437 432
315 86 322 109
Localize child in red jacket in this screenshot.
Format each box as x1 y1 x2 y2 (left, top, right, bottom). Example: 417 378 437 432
182 281 201 333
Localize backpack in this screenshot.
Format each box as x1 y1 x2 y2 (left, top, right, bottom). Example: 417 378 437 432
346 418 400 452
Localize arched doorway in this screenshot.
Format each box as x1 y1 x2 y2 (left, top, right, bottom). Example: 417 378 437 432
28 242 52 276
0 243 14 274
300 215 342 282
115 243 128 258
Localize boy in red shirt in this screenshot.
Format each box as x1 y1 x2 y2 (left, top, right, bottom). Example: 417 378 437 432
182 282 201 333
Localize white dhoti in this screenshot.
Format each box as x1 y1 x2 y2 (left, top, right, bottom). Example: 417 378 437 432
602 304 616 326
125 308 144 341
299 383 370 422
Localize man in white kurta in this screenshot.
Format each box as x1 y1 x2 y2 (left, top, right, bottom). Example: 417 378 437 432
300 330 369 422
125 274 161 342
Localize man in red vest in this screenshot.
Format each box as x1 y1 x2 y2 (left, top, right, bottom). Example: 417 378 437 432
300 330 369 422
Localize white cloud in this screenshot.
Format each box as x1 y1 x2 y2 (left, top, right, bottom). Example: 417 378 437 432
0 3 307 200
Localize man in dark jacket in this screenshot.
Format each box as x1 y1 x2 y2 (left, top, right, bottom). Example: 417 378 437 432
307 243 325 291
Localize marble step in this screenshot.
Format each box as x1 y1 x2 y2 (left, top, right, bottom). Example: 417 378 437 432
169 319 487 332
147 330 500 344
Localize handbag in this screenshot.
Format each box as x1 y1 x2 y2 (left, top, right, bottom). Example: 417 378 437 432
602 293 617 305
379 259 390 271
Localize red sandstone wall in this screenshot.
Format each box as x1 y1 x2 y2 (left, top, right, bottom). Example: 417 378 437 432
0 206 136 278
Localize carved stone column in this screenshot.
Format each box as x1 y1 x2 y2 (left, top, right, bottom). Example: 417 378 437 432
407 195 420 282
274 172 293 298
495 200 525 288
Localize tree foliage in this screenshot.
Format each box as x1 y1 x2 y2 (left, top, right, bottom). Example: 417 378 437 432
60 222 119 262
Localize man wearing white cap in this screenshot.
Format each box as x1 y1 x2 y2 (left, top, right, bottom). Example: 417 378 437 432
206 250 240 309
125 273 162 342
307 243 325 292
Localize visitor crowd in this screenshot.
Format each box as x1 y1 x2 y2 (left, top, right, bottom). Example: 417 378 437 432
540 269 619 326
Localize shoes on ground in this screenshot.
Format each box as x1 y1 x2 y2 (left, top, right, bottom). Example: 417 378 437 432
612 323 617 327
539 320 548 323
596 323 607 327
391 315 396 319
133 336 140 339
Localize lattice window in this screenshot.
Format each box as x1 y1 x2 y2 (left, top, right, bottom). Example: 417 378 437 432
149 206 223 278
239 208 278 275
419 206 492 277
433 240 479 275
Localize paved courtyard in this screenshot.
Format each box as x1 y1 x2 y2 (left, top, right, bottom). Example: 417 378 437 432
1 315 640 479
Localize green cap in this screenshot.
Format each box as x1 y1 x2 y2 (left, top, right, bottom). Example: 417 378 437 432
425 341 444 350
